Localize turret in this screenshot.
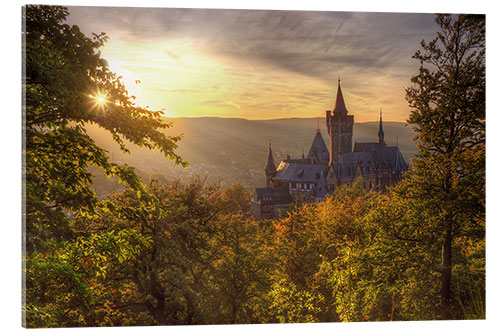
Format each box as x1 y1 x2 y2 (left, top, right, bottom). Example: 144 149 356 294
265 140 276 187
326 78 354 163
333 78 349 115
378 108 385 145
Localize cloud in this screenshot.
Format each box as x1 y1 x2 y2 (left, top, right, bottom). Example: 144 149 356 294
149 88 202 94
68 8 436 79
66 6 440 121
201 99 240 110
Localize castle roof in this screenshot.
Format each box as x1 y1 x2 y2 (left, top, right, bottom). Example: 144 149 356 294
332 143 408 179
254 187 293 205
331 151 377 179
283 157 313 165
314 175 329 198
273 161 326 183
353 142 381 152
307 130 329 164
333 80 349 115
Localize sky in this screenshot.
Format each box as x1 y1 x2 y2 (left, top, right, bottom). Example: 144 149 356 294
66 6 439 122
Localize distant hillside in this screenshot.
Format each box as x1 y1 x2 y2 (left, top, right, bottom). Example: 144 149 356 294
86 117 418 192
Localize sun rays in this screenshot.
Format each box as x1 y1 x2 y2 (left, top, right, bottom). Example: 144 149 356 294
89 91 109 110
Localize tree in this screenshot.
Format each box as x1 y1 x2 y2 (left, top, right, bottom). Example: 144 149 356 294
209 213 276 324
270 201 326 323
23 5 186 252
270 179 378 323
73 180 275 325
25 228 151 327
313 179 382 322
23 5 187 327
219 183 252 216
107 181 226 325
404 14 485 319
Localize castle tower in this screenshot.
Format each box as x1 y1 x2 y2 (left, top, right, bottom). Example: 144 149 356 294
378 108 385 145
326 79 354 163
265 140 276 187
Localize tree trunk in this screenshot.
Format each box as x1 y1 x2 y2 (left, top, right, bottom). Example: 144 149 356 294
231 301 238 324
153 297 166 325
440 221 453 320
390 292 396 321
150 271 167 325
185 294 195 324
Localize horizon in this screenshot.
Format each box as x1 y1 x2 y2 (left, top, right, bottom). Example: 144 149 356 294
162 115 409 123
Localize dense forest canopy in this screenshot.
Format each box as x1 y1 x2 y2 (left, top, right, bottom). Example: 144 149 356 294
22 6 485 327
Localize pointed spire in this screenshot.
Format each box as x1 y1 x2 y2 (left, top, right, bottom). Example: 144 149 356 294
378 108 385 144
265 139 276 171
333 77 348 115
316 117 320 133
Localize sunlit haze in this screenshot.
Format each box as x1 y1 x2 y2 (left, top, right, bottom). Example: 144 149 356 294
67 7 439 122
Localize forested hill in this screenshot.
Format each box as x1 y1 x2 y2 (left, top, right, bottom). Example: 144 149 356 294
86 117 418 191
164 117 417 162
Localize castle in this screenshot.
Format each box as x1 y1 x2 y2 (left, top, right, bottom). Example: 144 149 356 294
251 80 408 220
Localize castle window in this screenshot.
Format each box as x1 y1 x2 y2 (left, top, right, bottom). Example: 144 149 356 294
291 182 296 189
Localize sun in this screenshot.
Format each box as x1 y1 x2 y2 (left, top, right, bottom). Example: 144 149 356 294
90 92 108 109
95 93 107 105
